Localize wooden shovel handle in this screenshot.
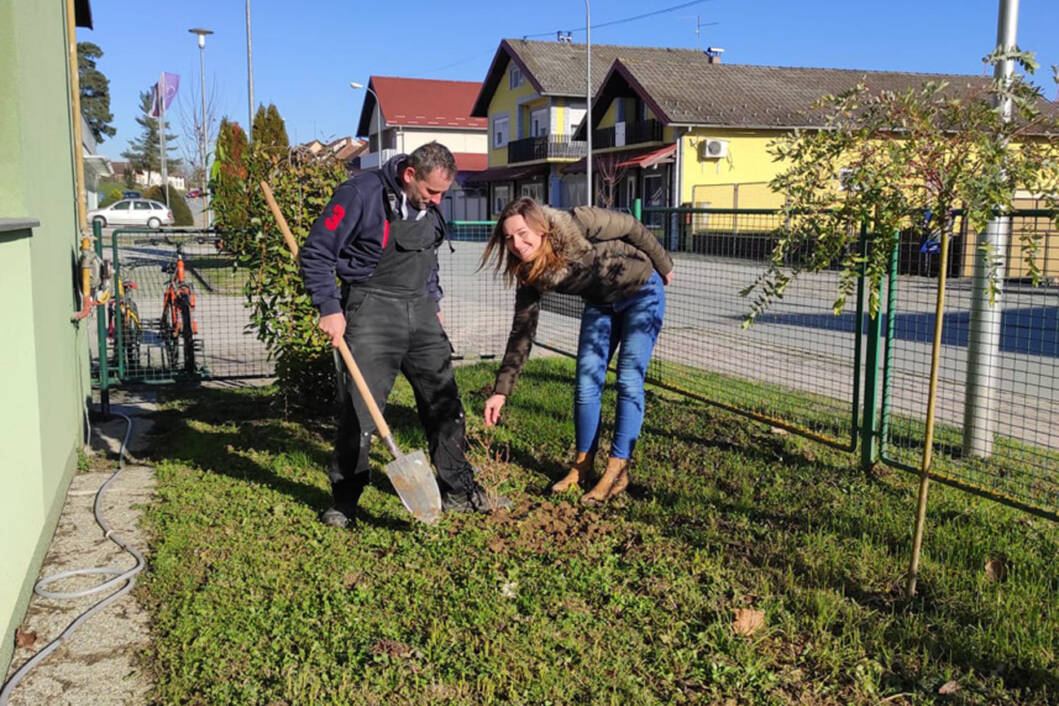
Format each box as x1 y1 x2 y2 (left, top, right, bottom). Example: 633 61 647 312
260 180 397 447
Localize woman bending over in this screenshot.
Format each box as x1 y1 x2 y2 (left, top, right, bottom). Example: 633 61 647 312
482 197 673 504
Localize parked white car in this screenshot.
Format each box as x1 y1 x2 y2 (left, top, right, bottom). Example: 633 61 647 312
88 199 174 229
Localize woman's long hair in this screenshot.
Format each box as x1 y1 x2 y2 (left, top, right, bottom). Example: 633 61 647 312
480 197 564 287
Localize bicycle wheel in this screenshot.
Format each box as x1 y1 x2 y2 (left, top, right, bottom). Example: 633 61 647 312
177 292 195 375
122 299 143 374
159 297 178 373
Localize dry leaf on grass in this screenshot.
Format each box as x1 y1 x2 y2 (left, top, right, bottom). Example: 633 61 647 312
731 608 765 636
938 680 960 695
984 557 1007 582
370 639 414 660
15 628 37 648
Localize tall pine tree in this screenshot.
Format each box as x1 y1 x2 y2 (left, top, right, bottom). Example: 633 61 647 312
77 42 116 142
121 89 181 184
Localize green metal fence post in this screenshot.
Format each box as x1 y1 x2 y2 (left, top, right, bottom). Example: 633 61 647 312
879 236 900 458
633 197 642 222
860 225 884 470
111 229 124 381
93 219 110 415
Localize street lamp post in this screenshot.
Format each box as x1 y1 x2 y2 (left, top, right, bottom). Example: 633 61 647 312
585 0 592 206
246 0 254 141
350 81 383 169
189 27 212 228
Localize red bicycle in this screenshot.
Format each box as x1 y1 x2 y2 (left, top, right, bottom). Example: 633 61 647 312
160 244 198 375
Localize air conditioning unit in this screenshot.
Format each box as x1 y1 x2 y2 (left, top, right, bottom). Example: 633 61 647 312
699 138 728 160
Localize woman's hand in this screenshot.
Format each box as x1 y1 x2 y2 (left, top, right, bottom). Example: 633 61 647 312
484 394 507 427
662 268 675 286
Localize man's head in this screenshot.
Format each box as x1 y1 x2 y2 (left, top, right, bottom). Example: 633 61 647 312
400 142 457 210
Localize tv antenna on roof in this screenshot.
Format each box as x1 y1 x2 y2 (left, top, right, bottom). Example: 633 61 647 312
681 15 719 51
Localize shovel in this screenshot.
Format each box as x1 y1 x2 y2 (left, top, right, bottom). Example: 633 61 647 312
261 181 442 525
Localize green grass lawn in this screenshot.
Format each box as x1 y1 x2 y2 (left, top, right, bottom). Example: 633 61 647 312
138 357 1059 705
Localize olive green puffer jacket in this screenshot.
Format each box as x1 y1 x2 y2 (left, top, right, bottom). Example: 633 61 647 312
492 205 673 397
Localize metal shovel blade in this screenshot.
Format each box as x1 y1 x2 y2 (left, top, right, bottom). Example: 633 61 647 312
383 449 442 525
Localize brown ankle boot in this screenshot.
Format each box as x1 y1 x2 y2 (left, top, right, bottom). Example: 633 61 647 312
552 451 594 493
608 464 629 498
580 457 628 505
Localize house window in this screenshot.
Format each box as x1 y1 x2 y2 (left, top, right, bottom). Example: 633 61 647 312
510 65 523 89
616 99 625 123
624 176 637 209
531 108 548 137
520 181 544 202
644 173 664 227
493 115 509 149
493 184 511 215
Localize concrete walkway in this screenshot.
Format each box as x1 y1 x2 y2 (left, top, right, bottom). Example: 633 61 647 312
3 393 158 706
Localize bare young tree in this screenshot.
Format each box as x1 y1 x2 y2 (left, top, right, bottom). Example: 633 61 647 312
178 75 221 193
595 152 629 210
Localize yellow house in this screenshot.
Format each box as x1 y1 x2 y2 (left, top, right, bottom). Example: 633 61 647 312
470 39 716 214
579 53 1012 215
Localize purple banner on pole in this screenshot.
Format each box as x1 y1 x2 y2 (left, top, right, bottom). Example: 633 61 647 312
150 72 180 117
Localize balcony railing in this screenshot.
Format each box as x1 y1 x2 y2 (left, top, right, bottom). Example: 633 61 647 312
627 119 664 144
592 119 664 149
508 135 587 163
594 126 616 149
358 148 397 170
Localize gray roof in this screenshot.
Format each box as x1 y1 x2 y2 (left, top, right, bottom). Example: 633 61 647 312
474 39 1057 130
471 39 712 115
503 39 713 97
606 55 997 129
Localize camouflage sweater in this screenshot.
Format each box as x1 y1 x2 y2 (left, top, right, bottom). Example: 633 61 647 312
493 205 673 397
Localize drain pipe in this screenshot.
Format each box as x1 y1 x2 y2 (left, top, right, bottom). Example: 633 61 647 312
66 0 86 232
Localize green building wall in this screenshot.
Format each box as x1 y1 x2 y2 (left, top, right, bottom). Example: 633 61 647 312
0 0 92 672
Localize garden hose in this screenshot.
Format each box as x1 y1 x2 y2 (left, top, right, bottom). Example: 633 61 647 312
71 236 111 322
0 411 144 706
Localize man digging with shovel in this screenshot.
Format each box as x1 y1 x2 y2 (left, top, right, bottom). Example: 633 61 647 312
301 142 511 528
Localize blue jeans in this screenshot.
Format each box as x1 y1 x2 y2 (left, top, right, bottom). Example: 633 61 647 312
575 272 665 459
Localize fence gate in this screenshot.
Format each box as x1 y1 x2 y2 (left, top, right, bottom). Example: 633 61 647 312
90 226 274 401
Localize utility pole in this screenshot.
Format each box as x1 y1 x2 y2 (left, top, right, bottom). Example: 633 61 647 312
963 0 1019 458
189 28 212 227
246 0 254 142
159 72 169 206
585 0 592 206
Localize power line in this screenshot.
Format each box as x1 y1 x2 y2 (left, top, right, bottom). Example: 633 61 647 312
522 0 717 39
434 0 719 74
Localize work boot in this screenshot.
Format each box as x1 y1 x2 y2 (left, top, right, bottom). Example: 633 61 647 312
580 457 629 505
320 505 356 528
442 482 513 513
551 451 595 494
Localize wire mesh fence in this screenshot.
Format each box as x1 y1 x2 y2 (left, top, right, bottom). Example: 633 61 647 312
881 211 1059 520
88 211 1058 520
443 222 514 360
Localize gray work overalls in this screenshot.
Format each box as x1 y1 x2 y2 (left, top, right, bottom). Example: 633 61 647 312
330 205 474 509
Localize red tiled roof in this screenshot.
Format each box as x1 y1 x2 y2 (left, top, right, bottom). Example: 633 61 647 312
365 76 488 132
452 152 487 172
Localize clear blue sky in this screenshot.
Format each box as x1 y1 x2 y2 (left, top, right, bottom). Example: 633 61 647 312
81 0 1058 162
